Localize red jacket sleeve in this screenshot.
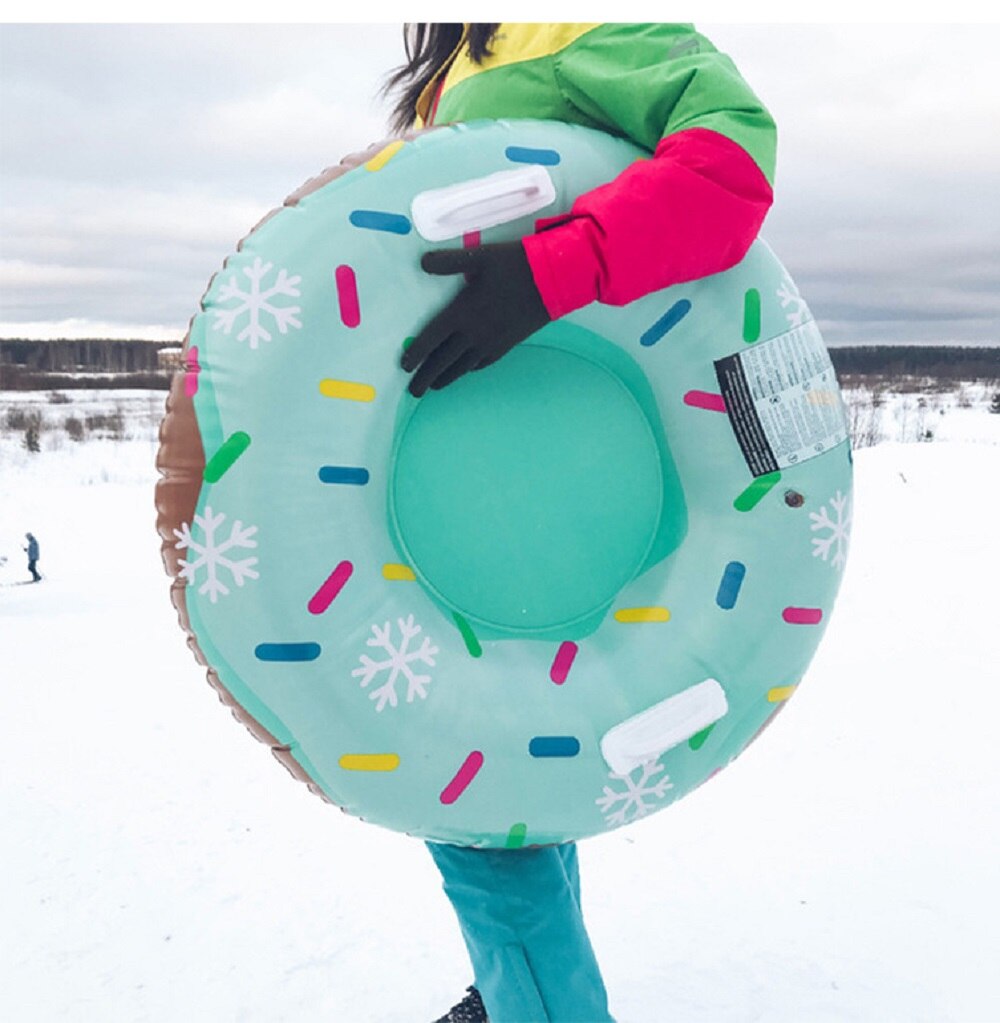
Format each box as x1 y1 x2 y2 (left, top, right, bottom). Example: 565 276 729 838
522 127 774 319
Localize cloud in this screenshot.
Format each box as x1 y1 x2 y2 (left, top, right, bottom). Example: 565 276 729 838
1 24 399 191
2 22 999 345
0 260 142 287
0 319 184 342
706 23 1000 342
0 184 281 326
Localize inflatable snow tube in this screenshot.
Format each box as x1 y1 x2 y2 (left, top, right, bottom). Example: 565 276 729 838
157 120 852 848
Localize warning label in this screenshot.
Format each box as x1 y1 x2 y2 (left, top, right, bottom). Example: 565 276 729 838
714 321 849 478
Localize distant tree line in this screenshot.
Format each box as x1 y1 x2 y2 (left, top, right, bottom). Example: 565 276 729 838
0 338 176 390
828 345 1000 382
1 338 997 391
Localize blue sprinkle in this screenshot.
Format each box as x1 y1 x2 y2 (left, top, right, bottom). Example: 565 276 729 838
318 466 370 486
348 210 412 235
505 146 561 166
255 642 322 662
715 561 747 610
640 299 692 347
529 736 581 758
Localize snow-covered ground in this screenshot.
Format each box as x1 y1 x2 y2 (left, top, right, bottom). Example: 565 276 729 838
2 384 999 1022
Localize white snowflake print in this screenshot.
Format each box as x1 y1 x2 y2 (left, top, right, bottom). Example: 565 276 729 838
777 273 811 328
173 506 259 602
596 760 674 828
810 489 851 569
212 256 302 349
352 614 439 713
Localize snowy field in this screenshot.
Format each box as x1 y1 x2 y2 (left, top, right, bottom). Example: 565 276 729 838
2 383 999 1023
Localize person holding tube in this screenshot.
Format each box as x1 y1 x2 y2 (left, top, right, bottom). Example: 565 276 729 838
385 23 775 1022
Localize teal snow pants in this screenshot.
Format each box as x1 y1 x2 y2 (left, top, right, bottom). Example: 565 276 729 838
426 841 614 1023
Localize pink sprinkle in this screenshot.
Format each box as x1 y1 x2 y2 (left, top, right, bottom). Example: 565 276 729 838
308 561 354 615
783 606 823 625
335 265 361 328
184 346 200 398
462 231 481 248
440 751 484 805
549 641 578 685
683 390 727 413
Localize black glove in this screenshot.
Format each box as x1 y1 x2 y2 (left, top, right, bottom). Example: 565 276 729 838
401 241 551 397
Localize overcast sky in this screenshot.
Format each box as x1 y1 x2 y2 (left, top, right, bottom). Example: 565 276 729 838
1 21 998 346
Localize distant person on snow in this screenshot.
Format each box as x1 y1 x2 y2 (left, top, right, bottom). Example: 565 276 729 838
24 532 41 582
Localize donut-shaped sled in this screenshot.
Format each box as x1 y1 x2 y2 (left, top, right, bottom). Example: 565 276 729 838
157 120 852 848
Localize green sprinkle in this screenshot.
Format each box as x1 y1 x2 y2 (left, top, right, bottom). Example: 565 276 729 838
453 612 482 658
506 823 527 849
204 431 251 483
743 288 761 343
734 471 781 512
688 724 715 751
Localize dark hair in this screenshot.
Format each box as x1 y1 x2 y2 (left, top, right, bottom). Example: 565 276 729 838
383 23 500 133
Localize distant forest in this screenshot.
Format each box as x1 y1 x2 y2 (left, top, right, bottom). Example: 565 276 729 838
0 338 997 390
828 345 1000 383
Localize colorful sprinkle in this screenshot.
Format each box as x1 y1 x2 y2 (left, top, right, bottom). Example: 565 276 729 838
683 390 727 412
338 754 400 772
614 607 671 623
203 431 251 483
254 642 321 662
506 823 528 849
768 685 798 703
335 265 361 328
319 379 376 402
184 346 200 398
782 607 823 625
505 146 561 165
549 641 578 685
688 724 715 751
318 466 370 486
382 563 416 581
743 288 761 342
365 140 404 172
640 299 691 347
734 471 781 511
715 561 746 610
348 210 412 235
463 231 482 248
307 561 354 615
529 736 581 758
440 751 484 804
453 612 482 657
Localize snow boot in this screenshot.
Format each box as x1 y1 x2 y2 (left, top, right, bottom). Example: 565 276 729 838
433 985 489 1023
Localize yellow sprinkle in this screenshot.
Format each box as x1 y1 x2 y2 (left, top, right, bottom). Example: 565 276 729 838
319 379 376 402
365 140 405 172
383 563 416 581
338 754 401 772
768 685 798 703
614 607 671 623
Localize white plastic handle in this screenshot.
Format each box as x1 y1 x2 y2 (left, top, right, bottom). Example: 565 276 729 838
411 166 557 242
600 679 729 775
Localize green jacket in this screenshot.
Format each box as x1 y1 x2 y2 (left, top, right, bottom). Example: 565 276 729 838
416 23 777 317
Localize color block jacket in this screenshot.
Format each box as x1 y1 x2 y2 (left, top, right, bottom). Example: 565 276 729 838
415 23 776 319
